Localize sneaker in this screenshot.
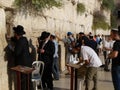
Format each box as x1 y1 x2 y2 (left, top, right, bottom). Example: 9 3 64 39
104 69 110 72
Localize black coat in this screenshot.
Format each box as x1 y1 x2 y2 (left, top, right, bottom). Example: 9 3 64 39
14 36 32 67
38 40 55 88
38 40 55 65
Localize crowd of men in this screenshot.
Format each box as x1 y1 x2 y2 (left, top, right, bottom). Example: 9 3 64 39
8 24 120 90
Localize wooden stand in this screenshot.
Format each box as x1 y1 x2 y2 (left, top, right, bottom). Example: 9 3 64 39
66 64 81 90
11 65 34 90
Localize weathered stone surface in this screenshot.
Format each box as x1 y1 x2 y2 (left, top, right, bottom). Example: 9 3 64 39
0 8 9 90
114 0 120 4
0 0 14 7
0 8 7 56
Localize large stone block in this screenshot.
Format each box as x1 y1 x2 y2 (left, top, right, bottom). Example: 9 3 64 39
0 8 7 56
0 0 14 7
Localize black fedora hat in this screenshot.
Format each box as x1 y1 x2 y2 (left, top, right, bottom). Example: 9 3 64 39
13 25 26 35
40 31 50 40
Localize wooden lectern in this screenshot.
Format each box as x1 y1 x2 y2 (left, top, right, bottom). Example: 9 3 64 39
66 64 81 90
11 65 34 90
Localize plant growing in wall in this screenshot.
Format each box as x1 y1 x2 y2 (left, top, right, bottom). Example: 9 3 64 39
111 14 117 28
92 11 110 30
110 3 120 28
114 3 120 19
98 0 102 1
71 0 76 5
14 0 62 12
76 3 85 14
101 0 115 11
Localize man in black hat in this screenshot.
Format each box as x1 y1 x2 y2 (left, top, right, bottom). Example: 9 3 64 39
12 25 33 90
13 25 32 67
37 31 55 90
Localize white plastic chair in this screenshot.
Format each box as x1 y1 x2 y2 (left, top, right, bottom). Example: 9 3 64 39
31 61 44 90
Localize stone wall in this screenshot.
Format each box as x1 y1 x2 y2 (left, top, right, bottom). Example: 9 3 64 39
0 0 14 7
0 8 9 90
12 0 110 71
114 0 120 4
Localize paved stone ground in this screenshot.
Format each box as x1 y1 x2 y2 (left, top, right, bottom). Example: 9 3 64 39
53 53 114 90
37 53 113 90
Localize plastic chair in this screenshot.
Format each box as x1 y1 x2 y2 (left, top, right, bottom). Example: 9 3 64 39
31 61 44 90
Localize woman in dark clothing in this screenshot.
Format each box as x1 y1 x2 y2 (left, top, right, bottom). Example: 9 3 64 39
13 25 33 90
38 31 55 90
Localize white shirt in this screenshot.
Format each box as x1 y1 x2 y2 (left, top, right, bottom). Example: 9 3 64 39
53 40 59 58
109 40 114 49
103 40 114 54
81 46 102 67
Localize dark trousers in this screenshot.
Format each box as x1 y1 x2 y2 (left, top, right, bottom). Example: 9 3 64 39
21 74 33 90
42 63 53 89
52 57 59 79
103 51 110 70
112 66 120 90
103 51 107 60
104 59 110 70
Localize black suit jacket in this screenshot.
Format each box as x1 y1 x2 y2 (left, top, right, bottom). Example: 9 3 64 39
38 40 55 64
14 36 32 67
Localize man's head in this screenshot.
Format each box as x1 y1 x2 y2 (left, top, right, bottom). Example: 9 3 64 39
79 32 84 38
13 25 26 39
13 25 26 36
67 32 72 36
40 31 50 41
110 28 119 40
50 34 56 40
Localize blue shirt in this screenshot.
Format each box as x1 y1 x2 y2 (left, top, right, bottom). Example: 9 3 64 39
53 40 59 58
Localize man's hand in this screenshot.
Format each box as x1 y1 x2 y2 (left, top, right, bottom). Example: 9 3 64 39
40 49 45 53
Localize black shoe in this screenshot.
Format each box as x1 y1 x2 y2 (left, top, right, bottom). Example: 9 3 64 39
43 88 48 90
104 69 110 72
92 88 97 90
37 85 41 89
54 78 59 80
100 64 105 68
65 72 71 75
47 87 53 90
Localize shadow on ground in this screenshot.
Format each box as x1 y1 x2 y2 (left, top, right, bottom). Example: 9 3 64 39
54 87 69 90
99 79 112 83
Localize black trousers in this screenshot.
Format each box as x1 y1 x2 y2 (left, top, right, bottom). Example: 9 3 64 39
21 74 33 90
42 64 53 89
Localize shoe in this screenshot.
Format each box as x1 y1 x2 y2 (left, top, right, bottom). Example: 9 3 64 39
65 72 71 75
49 88 53 90
54 78 59 80
92 88 97 90
104 69 110 72
43 87 48 90
100 64 105 68
37 85 41 89
55 78 59 80
47 87 53 90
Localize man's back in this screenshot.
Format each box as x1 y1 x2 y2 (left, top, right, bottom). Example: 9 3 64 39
81 46 102 67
